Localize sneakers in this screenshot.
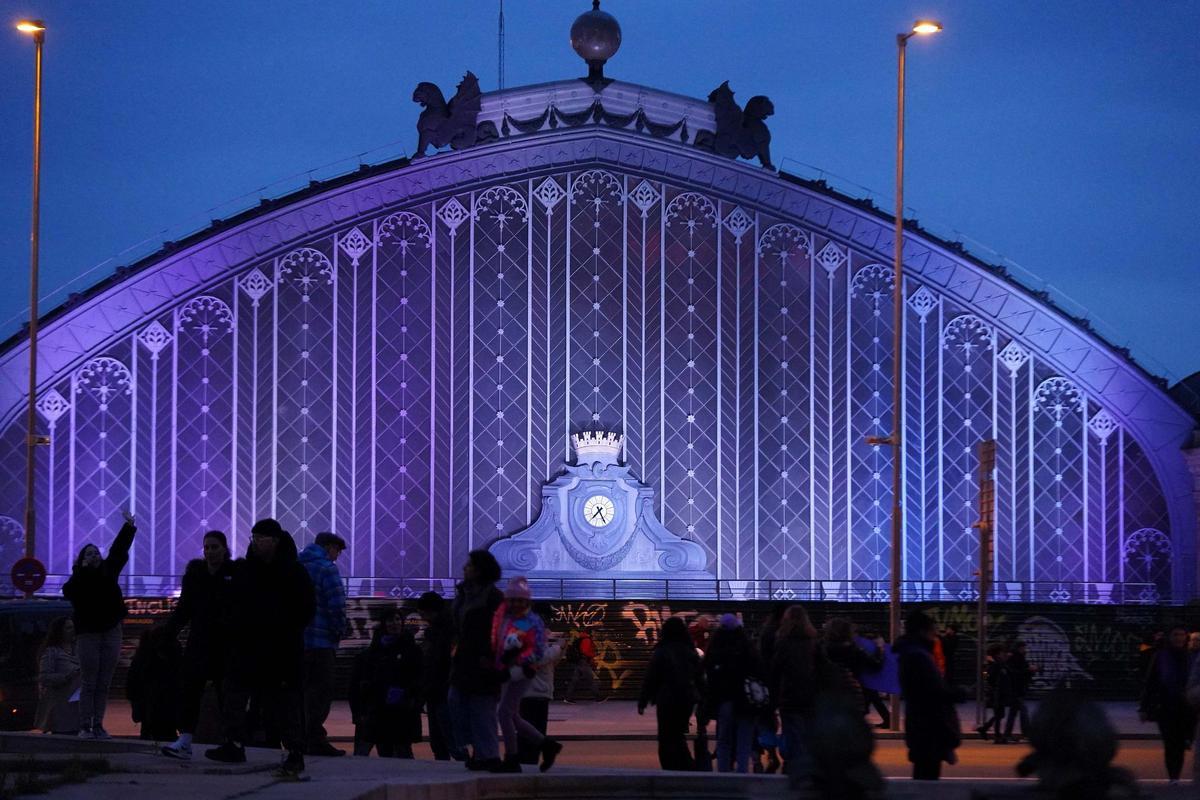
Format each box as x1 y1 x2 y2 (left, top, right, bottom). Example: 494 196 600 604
77 726 94 739
539 738 563 773
205 741 247 763
309 741 346 757
92 726 112 741
161 742 193 760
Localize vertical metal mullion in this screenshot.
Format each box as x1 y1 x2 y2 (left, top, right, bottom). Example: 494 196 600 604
370 226 379 580
230 280 240 557
170 309 180 576
752 212 760 581
715 201 723 580
428 206 438 578
331 237 339 533
468 191 476 552
272 257 280 518
526 181 534 526
128 333 138 584
1081 398 1089 584
565 178 573 462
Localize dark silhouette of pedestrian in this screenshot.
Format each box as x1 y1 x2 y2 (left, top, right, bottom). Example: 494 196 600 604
893 610 965 780
35 617 80 735
206 518 315 779
977 643 1015 743
638 615 704 771
298 531 349 757
349 607 423 758
160 530 235 760
754 603 788 774
1138 624 1197 782
416 590 462 760
770 604 820 778
563 629 602 702
448 549 505 772
1003 640 1036 741
823 618 883 730
702 614 760 773
127 625 181 741
62 512 137 739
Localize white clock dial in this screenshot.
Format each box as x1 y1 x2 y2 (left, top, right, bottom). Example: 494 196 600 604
582 494 616 528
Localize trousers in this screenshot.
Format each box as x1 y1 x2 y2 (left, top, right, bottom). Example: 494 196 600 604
76 625 122 731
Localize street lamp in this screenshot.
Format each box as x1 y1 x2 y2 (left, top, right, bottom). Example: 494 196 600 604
17 18 47 566
887 17 941 729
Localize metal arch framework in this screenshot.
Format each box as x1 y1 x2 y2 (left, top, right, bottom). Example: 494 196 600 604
0 122 1193 601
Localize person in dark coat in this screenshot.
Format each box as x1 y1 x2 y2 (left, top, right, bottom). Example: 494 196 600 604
417 590 463 760
770 604 821 778
893 610 965 780
349 608 423 758
62 512 137 739
205 519 315 779
977 643 1016 743
703 614 761 773
448 549 505 771
160 530 235 760
1003 640 1036 741
754 603 789 774
1138 624 1198 782
126 625 181 741
822 618 876 721
638 616 704 771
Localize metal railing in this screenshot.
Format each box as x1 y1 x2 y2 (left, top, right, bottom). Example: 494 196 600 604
3 574 1163 605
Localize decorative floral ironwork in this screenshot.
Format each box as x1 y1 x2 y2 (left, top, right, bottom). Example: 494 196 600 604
178 296 234 342
629 180 660 215
532 178 566 213
1034 377 1083 420
816 242 846 277
570 170 623 203
339 226 373 267
238 268 273 306
942 314 992 358
278 248 334 294
850 264 895 307
75 356 132 402
722 207 753 243
757 223 809 258
377 212 431 251
906 285 938 319
1088 409 1118 443
136 320 173 358
475 185 529 224
997 340 1030 376
664 192 717 227
437 197 470 233
36 388 70 425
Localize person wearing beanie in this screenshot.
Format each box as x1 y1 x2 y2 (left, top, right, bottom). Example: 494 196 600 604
206 518 316 779
490 577 563 773
703 613 761 773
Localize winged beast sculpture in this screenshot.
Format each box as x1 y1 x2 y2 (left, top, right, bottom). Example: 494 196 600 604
411 71 499 158
694 81 775 170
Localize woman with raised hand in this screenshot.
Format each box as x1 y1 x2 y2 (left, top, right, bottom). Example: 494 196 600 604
62 511 137 739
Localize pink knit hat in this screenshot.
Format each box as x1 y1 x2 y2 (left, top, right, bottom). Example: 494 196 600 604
504 576 532 600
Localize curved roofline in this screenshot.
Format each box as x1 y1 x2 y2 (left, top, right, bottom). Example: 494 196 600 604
1 126 1173 396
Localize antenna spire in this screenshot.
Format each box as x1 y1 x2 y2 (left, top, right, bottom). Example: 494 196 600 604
498 0 506 90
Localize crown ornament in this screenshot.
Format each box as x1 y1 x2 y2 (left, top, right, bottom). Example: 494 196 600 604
572 430 623 465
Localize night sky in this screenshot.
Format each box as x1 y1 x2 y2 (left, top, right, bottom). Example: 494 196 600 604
1 1 1197 385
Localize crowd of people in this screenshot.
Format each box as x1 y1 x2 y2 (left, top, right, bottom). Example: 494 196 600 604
29 515 1200 788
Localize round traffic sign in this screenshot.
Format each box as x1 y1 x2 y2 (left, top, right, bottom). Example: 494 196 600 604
11 557 47 594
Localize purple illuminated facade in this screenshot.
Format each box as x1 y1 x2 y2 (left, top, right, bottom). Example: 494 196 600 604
0 79 1194 601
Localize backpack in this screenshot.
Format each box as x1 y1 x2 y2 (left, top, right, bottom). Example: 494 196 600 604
743 674 771 710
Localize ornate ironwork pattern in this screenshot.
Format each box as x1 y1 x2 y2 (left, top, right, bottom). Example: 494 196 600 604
0 165 1182 601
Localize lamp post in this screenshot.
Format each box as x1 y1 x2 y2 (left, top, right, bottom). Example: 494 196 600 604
888 18 941 730
17 19 47 563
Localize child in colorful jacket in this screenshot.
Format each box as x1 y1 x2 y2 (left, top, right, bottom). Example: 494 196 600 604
490 577 562 773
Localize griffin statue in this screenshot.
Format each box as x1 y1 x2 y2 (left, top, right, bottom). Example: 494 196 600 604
411 71 499 158
694 81 775 170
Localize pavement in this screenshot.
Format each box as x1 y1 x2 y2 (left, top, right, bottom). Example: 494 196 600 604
1 700 1194 799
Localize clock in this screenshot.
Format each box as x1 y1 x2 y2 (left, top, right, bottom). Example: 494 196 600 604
582 494 616 528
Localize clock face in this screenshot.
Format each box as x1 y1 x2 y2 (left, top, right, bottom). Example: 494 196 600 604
582 494 616 528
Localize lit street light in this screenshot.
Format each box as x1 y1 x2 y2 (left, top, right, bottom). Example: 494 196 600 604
887 17 942 730
16 18 47 572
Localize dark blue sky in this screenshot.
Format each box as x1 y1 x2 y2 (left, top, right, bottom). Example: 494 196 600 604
1 1 1197 382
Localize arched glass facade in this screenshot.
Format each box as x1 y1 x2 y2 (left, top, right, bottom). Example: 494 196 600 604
0 103 1193 601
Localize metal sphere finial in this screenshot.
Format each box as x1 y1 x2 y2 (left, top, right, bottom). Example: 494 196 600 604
571 0 621 85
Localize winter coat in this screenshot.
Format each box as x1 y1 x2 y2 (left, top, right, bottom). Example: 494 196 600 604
62 521 136 634
418 607 455 704
1140 646 1197 721
985 659 1017 708
525 642 563 700
491 603 546 672
166 557 236 669
1008 651 1035 699
35 646 80 732
449 583 504 695
639 640 704 711
349 630 423 744
770 634 820 714
126 627 182 740
298 543 348 650
702 633 760 715
894 634 964 764
226 531 316 685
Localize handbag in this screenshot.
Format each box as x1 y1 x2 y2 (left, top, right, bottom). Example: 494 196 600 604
743 675 771 710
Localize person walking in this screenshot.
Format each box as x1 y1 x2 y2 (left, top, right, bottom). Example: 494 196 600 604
126 625 182 741
416 590 463 761
448 549 505 771
1003 640 1036 742
563 629 602 702
491 577 563 773
1139 624 1197 783
206 519 315 779
703 614 761 773
518 630 564 766
893 610 965 780
638 615 704 772
160 530 236 760
298 531 349 757
769 604 820 779
62 512 137 739
349 607 423 758
979 643 1015 744
35 617 80 735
